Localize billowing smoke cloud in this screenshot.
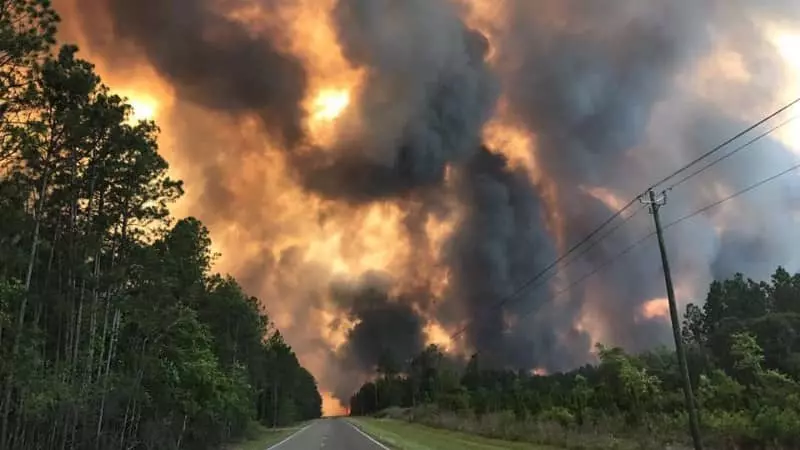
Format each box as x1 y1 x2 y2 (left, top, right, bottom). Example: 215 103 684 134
76 0 308 145
443 148 562 367
55 0 800 406
329 273 427 400
301 0 498 202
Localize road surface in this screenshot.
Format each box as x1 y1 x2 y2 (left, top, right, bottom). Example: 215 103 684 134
268 418 389 450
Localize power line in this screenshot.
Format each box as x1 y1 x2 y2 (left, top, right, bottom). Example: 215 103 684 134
450 204 648 342
649 96 800 191
449 96 800 344
667 160 800 229
665 115 799 191
451 157 800 449
557 204 648 274
476 230 656 356
506 158 800 327
449 198 641 341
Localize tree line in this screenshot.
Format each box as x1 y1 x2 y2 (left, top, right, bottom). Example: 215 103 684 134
0 1 321 449
350 267 800 449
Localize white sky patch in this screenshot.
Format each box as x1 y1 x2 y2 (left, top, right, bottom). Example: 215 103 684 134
767 28 800 153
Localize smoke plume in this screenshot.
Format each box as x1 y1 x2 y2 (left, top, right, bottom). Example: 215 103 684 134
301 0 498 201
328 273 427 399
76 0 308 145
55 0 800 408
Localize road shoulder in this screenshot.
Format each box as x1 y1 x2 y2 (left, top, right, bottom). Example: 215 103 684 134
345 420 392 449
349 417 560 450
224 422 311 450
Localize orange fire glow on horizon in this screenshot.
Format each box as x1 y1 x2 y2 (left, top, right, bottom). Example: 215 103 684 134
322 391 349 417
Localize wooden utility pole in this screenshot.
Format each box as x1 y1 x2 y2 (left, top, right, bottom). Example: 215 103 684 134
642 189 704 450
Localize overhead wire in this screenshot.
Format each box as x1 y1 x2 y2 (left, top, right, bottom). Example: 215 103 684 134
665 114 799 192
507 158 800 327
667 160 800 230
451 97 800 345
449 198 641 341
648 96 800 191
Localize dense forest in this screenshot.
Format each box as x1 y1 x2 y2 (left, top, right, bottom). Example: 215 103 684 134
350 267 800 449
0 1 322 449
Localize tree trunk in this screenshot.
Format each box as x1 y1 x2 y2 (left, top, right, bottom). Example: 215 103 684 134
1 159 52 449
94 307 120 449
59 408 69 450
1 290 26 448
94 387 106 450
96 300 110 382
119 396 131 450
24 166 49 291
72 283 85 369
175 414 187 449
49 412 59 450
12 389 26 450
272 381 279 428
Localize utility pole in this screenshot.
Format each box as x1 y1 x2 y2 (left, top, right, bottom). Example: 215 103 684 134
642 189 704 450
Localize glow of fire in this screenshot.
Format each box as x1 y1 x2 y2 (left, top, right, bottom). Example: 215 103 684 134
351 203 410 273
482 102 539 177
320 309 357 351
321 391 348 417
126 95 158 122
312 89 351 122
577 287 613 349
424 322 453 351
641 298 670 320
584 186 631 215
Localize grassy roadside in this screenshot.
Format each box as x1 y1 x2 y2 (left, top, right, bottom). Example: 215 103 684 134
350 417 561 450
224 422 308 450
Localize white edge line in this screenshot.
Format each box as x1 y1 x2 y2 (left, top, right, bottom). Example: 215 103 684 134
266 422 313 450
347 420 391 450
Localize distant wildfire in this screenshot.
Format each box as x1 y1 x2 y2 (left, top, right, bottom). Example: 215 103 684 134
55 0 800 415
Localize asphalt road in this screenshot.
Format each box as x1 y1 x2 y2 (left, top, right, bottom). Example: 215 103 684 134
267 418 389 450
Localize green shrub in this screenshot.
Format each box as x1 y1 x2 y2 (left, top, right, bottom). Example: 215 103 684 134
705 410 757 448
539 407 575 428
754 406 800 446
438 391 471 412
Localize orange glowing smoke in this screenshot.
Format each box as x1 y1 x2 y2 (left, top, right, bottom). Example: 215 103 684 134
483 115 538 175
641 298 670 320
312 89 351 122
585 186 631 216
322 391 349 417
424 322 454 352
284 0 365 148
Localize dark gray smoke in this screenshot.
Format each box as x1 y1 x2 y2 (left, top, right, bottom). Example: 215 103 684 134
329 273 427 400
300 0 499 202
442 148 560 367
500 1 711 186
77 0 308 145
